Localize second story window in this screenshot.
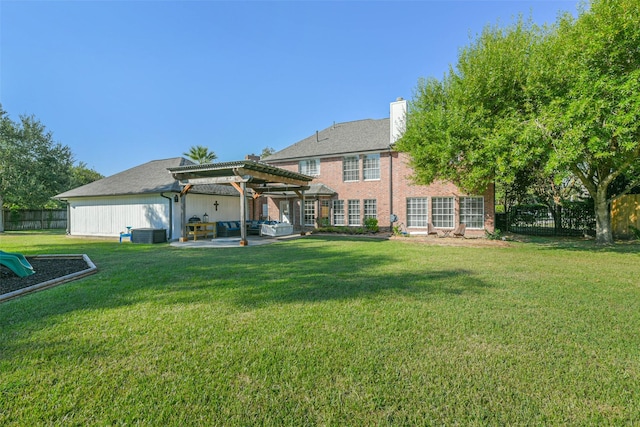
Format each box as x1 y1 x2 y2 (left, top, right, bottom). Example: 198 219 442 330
363 154 380 180
299 159 319 176
343 156 359 182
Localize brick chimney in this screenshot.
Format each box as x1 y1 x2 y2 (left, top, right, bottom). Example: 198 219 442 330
390 97 407 144
245 154 261 162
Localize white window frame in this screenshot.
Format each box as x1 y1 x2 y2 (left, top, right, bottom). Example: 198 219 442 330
364 199 377 220
333 200 345 225
407 198 428 227
299 159 320 177
363 153 380 181
304 200 316 227
432 197 455 228
460 196 484 229
343 156 359 182
348 199 361 226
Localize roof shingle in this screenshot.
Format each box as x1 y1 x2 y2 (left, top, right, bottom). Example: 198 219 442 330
264 118 390 162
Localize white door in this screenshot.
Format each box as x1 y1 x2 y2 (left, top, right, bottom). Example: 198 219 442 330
279 201 290 223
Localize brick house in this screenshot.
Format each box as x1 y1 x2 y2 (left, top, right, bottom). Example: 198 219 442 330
261 98 494 237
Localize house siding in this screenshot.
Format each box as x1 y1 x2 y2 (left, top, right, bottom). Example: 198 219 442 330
67 194 172 238
67 193 243 240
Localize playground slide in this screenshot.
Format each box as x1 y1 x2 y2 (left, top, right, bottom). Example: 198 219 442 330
0 250 36 278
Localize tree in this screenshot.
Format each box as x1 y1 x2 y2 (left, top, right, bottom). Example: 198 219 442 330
0 108 73 214
69 162 104 189
260 146 275 159
397 0 640 244
183 145 217 164
534 0 640 244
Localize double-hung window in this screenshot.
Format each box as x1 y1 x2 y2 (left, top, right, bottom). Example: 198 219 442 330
333 200 345 225
299 159 320 176
304 200 316 227
407 198 428 227
432 197 455 228
460 197 484 229
348 200 361 226
364 199 377 220
343 156 359 182
363 154 380 180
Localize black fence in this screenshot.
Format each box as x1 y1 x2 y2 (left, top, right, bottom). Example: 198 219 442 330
496 202 596 237
2 209 67 231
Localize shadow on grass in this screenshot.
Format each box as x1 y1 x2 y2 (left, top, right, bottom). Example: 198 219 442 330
0 237 490 332
511 235 640 253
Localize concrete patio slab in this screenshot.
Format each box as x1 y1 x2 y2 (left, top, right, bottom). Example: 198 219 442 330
169 234 304 248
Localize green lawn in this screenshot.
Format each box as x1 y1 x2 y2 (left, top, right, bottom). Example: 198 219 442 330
1 231 639 425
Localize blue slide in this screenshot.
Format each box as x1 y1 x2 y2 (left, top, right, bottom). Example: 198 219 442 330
0 250 36 278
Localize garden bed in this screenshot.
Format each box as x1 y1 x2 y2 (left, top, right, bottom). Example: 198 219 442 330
0 255 96 302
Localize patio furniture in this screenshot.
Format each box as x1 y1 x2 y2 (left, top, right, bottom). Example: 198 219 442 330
216 221 242 237
453 223 466 237
186 222 216 240
440 223 466 238
119 226 132 243
427 222 438 236
260 222 293 237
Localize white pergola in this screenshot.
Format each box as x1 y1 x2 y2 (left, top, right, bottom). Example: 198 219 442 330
169 160 313 246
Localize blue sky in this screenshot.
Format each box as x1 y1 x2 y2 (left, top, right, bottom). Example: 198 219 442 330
1 0 578 177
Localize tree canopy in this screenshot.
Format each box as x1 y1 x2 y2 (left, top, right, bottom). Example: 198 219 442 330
1 108 73 210
396 0 640 244
183 145 217 164
0 107 104 231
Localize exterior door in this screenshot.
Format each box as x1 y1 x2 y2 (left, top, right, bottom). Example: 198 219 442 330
279 201 291 223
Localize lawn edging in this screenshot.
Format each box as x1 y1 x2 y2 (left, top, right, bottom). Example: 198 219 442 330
0 254 97 303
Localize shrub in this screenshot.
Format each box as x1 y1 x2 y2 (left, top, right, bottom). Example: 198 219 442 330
364 218 379 233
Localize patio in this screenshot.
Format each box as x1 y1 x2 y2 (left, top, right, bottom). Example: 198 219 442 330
170 233 305 248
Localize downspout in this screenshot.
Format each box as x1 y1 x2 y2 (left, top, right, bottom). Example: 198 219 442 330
160 193 174 240
389 146 394 231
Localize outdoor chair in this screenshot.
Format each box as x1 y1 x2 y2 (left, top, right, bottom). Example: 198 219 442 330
453 223 466 238
440 223 466 238
427 222 438 236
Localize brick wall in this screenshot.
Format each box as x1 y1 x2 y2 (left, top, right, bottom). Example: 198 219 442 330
265 151 494 236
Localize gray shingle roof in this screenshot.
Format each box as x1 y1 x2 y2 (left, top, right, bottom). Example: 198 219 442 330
55 157 238 199
263 118 390 162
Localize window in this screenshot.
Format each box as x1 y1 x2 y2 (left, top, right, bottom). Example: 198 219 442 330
363 154 380 180
364 199 377 220
460 197 484 229
299 159 319 176
348 200 361 226
407 198 428 227
304 200 316 227
343 156 359 182
432 197 455 228
333 200 345 225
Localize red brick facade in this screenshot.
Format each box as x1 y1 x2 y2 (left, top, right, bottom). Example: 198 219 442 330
261 151 494 237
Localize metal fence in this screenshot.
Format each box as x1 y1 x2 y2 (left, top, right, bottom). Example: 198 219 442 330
496 202 596 237
2 209 67 231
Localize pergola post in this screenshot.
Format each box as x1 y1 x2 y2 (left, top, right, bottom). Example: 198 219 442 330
239 181 248 246
300 190 306 235
179 192 187 242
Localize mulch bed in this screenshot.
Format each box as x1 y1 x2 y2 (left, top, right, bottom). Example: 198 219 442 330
1 257 90 296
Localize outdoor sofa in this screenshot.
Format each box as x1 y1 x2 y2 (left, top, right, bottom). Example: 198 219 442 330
216 221 242 237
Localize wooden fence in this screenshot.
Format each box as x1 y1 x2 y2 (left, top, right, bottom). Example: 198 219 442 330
2 209 67 231
612 195 640 239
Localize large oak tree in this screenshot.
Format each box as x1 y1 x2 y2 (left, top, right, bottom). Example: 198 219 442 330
397 0 640 244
